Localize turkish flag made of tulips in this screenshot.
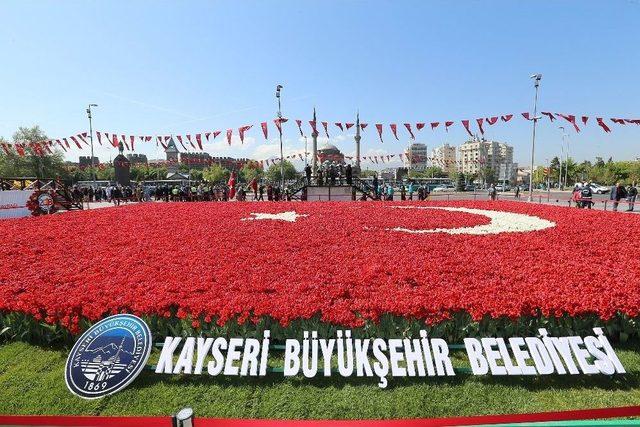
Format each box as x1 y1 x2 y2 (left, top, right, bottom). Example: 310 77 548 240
1 201 640 334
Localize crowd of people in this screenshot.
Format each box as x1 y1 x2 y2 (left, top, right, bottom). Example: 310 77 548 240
570 181 638 211
70 176 639 212
71 180 295 206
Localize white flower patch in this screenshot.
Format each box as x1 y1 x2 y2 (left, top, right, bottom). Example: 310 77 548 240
388 206 556 235
242 211 309 223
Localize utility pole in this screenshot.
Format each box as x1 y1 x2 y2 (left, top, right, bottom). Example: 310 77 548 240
355 111 361 172
86 104 98 190
311 107 318 180
528 74 542 201
564 133 570 189
276 84 284 189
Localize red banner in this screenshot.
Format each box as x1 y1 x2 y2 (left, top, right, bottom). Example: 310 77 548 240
390 124 399 140
403 123 414 140
375 123 383 142
321 121 329 138
238 125 252 144
309 120 318 135
461 120 473 137
597 117 612 133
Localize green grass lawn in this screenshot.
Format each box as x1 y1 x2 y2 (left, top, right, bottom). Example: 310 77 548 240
1 341 640 419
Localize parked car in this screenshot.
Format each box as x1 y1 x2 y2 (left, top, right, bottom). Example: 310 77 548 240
588 183 610 194
463 184 476 192
432 184 456 193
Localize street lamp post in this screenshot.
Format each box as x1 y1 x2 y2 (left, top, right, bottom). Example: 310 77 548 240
558 126 566 190
564 133 570 189
559 136 564 190
304 136 308 169
86 104 98 191
528 74 542 201
275 84 284 190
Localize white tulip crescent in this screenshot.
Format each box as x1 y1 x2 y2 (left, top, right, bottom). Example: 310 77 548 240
388 206 555 235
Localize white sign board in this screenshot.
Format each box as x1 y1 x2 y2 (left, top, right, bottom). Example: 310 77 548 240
0 190 33 219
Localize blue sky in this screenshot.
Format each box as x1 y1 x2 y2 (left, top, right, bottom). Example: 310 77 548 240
1 0 639 168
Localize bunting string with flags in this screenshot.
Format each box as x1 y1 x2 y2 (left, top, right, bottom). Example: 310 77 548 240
3 109 640 159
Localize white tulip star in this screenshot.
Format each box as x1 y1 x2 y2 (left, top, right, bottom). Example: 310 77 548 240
241 211 309 223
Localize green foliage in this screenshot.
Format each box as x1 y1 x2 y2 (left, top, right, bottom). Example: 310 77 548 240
240 163 263 183
479 166 496 185
4 308 640 347
202 164 230 183
358 169 377 178
0 126 70 179
1 339 640 418
408 167 447 179
456 172 465 191
189 169 203 182
538 157 640 187
265 160 297 183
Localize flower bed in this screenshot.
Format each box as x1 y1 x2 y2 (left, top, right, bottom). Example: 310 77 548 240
1 201 639 343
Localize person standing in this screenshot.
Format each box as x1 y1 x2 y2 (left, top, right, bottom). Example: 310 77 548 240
626 182 637 212
305 164 312 185
488 184 497 201
249 177 258 201
514 186 520 199
345 164 352 185
372 173 379 196
400 185 406 201
408 181 414 200
612 182 627 212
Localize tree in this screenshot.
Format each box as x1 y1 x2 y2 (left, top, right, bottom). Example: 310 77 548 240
202 164 230 183
359 169 377 178
96 166 115 181
0 126 70 179
190 169 203 182
240 163 263 183
479 166 497 185
456 172 465 191
265 160 297 183
408 167 447 179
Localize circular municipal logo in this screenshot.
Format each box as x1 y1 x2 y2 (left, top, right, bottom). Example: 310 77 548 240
65 314 152 399
37 193 53 211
